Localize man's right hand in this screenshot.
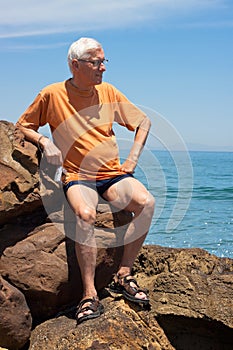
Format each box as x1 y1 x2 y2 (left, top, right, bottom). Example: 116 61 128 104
39 136 63 165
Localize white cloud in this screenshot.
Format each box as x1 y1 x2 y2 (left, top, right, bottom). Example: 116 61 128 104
0 0 230 38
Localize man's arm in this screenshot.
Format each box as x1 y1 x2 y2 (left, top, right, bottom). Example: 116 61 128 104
120 116 151 173
16 123 63 165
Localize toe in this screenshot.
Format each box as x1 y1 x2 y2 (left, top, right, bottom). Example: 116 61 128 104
135 291 147 300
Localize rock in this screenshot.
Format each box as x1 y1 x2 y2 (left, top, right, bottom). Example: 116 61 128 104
0 121 42 226
0 215 126 320
0 275 32 350
0 120 65 226
0 121 131 318
29 297 173 350
28 245 233 350
0 120 233 349
134 246 233 327
0 179 129 320
0 222 68 319
134 246 233 349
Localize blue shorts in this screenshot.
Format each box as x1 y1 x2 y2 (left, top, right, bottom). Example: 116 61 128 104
63 173 134 197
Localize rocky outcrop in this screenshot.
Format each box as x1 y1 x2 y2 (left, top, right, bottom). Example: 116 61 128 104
0 276 32 350
0 216 126 320
29 246 233 350
29 297 172 350
0 121 233 350
0 120 132 348
0 121 41 226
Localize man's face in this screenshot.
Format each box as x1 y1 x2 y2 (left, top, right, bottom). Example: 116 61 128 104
74 48 106 88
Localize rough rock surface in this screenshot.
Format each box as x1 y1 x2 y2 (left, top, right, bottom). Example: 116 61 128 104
29 298 172 350
0 121 233 350
29 246 233 350
0 216 126 319
0 121 41 226
0 276 32 350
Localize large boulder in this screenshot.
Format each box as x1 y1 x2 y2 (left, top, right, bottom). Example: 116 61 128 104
0 214 127 319
29 298 173 350
135 246 233 328
0 275 32 350
0 121 41 226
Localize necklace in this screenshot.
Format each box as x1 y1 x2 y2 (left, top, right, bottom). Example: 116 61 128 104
69 78 94 97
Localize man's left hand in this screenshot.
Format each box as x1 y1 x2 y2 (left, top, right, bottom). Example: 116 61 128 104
120 159 137 174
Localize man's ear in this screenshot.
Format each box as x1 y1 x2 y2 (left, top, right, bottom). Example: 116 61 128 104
72 59 79 70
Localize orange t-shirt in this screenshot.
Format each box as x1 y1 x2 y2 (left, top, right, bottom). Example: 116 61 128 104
18 79 146 183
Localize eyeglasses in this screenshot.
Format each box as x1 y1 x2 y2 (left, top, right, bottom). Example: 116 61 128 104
77 58 108 68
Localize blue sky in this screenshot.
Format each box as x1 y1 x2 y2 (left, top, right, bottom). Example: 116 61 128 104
0 0 232 151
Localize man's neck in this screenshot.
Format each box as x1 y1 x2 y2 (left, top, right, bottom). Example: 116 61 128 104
70 78 92 92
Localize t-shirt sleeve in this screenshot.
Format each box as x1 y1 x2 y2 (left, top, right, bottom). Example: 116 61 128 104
109 84 147 131
17 91 49 131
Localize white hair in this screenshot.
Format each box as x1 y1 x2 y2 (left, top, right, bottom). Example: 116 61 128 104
67 37 102 72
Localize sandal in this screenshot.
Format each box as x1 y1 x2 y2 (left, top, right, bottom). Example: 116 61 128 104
109 274 150 305
75 297 104 324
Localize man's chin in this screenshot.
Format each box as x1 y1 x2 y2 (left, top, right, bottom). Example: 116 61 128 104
95 80 103 85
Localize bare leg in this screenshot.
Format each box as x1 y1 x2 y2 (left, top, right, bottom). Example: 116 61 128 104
103 177 155 299
66 184 99 317
75 241 97 298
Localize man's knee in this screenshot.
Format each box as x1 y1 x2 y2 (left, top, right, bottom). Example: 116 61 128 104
148 192 156 207
75 206 96 225
135 191 155 216
143 192 155 214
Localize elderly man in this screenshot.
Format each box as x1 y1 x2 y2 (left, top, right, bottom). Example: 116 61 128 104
16 37 155 324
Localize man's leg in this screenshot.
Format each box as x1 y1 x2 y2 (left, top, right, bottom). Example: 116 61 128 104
66 184 99 319
103 176 155 300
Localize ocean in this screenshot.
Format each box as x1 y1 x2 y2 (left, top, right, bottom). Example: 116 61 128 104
134 150 233 259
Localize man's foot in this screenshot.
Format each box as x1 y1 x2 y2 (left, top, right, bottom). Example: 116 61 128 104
75 296 104 324
109 274 150 305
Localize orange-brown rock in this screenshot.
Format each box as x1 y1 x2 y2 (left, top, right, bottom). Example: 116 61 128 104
0 120 233 349
0 276 32 350
0 121 41 226
0 216 125 319
28 246 233 350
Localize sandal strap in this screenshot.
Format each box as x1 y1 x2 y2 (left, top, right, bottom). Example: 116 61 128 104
114 273 131 283
76 297 99 315
116 274 149 296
